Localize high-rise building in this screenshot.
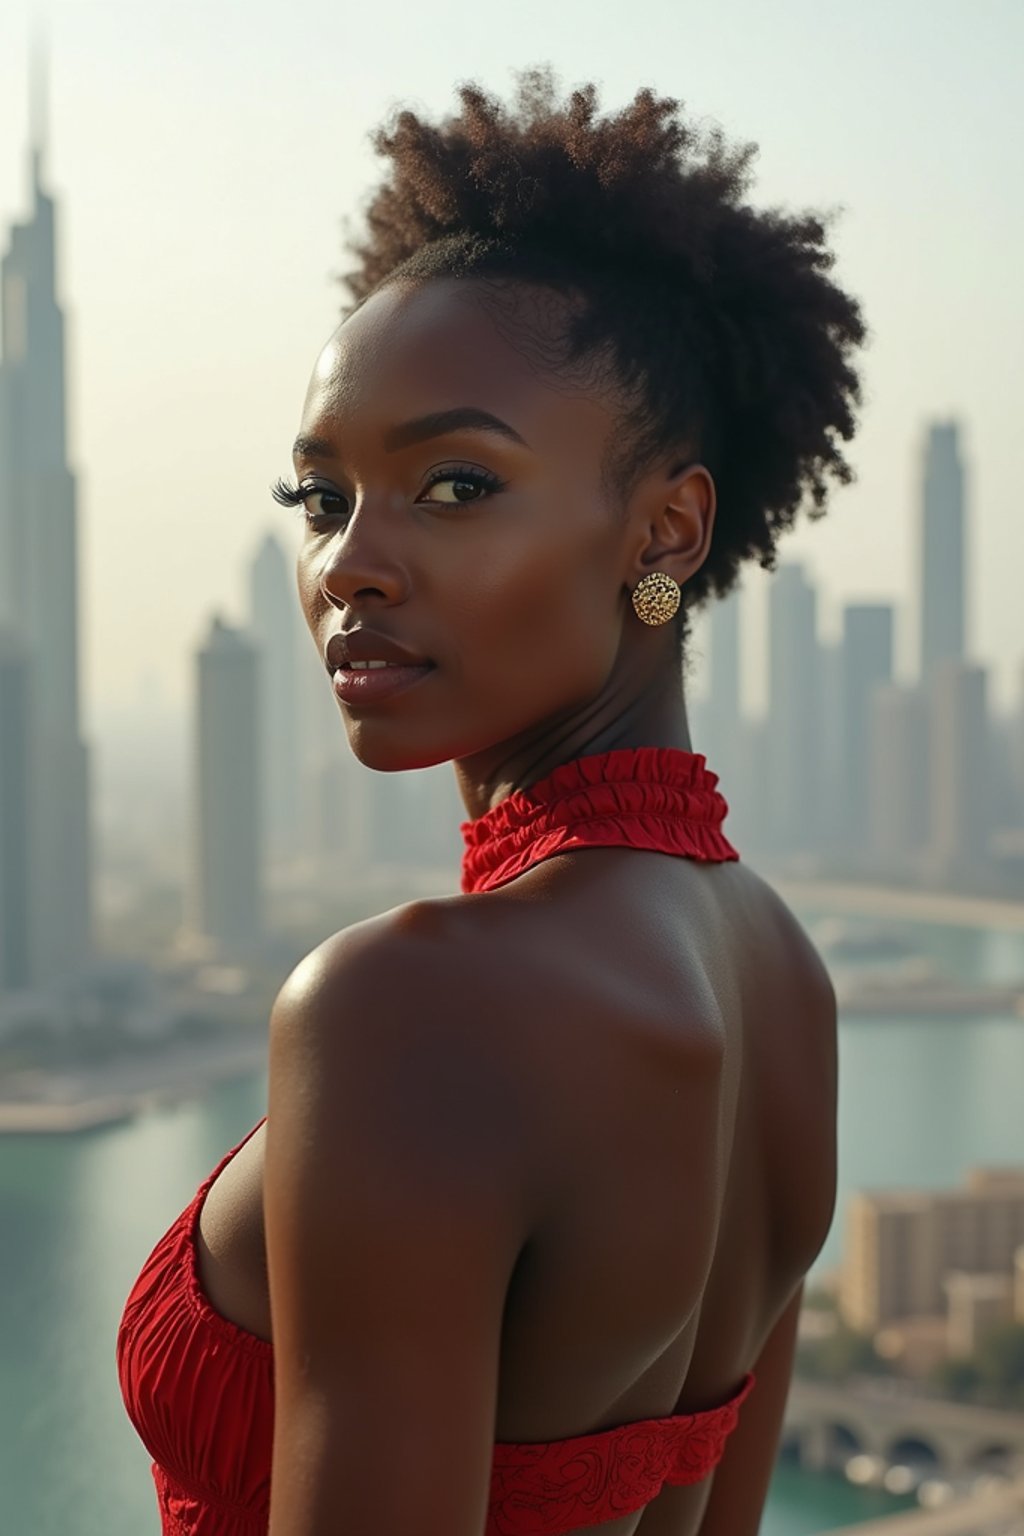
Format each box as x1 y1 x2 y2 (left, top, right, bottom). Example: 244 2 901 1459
723 715 768 861
836 604 894 859
0 65 92 986
1013 663 1024 801
0 629 31 989
765 563 822 859
188 615 263 957
927 660 992 884
919 421 967 684
247 531 300 869
816 639 845 860
945 1272 1014 1358
840 1169 1024 1333
841 1190 937 1332
867 683 929 875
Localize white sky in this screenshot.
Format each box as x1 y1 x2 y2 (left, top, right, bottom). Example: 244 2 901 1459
1 0 1022 727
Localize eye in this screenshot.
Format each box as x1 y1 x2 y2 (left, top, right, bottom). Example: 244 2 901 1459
419 465 506 505
271 463 506 525
271 477 350 528
302 487 350 524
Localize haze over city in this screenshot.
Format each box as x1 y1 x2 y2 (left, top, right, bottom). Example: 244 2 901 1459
1 0 1022 743
3 8 1024 1535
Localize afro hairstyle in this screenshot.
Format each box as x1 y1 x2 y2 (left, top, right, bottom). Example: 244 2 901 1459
335 65 869 659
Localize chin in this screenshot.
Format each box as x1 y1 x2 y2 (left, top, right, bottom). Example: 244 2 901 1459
340 718 459 775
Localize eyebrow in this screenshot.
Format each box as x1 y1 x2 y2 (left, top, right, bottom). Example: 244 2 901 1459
292 407 530 462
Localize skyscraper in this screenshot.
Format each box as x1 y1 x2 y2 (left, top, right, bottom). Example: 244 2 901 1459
188 615 263 957
837 603 895 857
0 58 92 987
814 639 844 860
867 683 929 877
0 629 31 989
766 563 822 859
919 421 967 683
247 531 300 870
927 660 992 885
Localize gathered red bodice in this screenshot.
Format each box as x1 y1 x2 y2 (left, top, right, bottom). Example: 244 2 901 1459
117 746 752 1536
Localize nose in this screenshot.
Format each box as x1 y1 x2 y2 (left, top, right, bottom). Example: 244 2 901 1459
317 506 409 611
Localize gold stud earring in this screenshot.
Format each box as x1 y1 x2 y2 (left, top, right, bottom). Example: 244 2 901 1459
631 572 682 626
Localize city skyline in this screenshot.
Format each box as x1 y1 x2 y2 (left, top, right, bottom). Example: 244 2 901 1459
1 10 1023 975
2 17 1023 1528
0 2 1021 728
0 71 91 987
5 46 1019 979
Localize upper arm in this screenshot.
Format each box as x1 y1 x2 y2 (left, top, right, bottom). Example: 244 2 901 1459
696 1280 805 1536
263 913 535 1536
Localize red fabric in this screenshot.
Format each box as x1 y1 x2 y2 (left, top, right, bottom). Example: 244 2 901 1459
460 746 739 894
117 746 752 1535
117 1120 272 1536
487 1372 755 1534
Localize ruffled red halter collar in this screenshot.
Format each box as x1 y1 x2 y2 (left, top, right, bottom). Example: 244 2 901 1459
460 746 740 895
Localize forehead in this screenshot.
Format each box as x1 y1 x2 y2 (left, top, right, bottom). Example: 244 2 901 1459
300 278 617 460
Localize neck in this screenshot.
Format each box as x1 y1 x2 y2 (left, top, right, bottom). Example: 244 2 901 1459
453 672 693 822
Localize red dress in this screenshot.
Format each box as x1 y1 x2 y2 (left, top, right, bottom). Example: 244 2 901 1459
117 747 753 1535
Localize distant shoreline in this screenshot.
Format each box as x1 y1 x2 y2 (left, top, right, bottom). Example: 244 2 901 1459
3 879 1022 1133
772 877 1024 934
0 1034 268 1134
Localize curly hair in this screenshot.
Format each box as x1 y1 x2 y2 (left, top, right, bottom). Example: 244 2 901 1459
336 65 868 656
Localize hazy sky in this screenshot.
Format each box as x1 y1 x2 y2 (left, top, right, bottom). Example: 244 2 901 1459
2 0 1022 729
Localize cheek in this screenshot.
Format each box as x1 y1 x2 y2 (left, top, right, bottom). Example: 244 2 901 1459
460 530 620 692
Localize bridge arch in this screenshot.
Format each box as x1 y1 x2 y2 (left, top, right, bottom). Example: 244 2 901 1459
965 1442 1015 1476
885 1435 943 1473
824 1421 868 1471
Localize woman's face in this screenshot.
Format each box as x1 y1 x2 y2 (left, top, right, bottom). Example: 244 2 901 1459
291 276 688 775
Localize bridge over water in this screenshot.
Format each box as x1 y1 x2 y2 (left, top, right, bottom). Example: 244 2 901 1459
783 1377 1024 1482
823 1474 1024 1534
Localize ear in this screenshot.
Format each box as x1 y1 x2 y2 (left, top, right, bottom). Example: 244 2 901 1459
628 463 716 588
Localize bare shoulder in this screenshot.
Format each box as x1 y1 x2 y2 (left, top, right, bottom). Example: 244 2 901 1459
267 895 543 1207
270 894 527 1060
265 888 721 1222
726 860 837 1014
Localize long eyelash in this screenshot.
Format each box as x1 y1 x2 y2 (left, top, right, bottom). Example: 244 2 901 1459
422 465 507 496
270 476 306 507
270 466 507 512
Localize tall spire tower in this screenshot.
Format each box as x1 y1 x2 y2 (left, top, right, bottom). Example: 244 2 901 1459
0 32 93 989
30 17 48 197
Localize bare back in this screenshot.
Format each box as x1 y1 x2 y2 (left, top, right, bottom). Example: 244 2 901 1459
196 849 837 1536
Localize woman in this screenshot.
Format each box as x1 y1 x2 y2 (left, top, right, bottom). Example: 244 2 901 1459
118 66 863 1536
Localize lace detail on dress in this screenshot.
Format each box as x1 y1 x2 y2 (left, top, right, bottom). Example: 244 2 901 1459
487 1372 756 1535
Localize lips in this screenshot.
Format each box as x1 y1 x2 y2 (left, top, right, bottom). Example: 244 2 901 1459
324 627 433 673
331 662 435 706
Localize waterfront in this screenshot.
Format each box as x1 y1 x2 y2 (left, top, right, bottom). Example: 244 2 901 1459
0 1031 269 1131
1 899 1023 1532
